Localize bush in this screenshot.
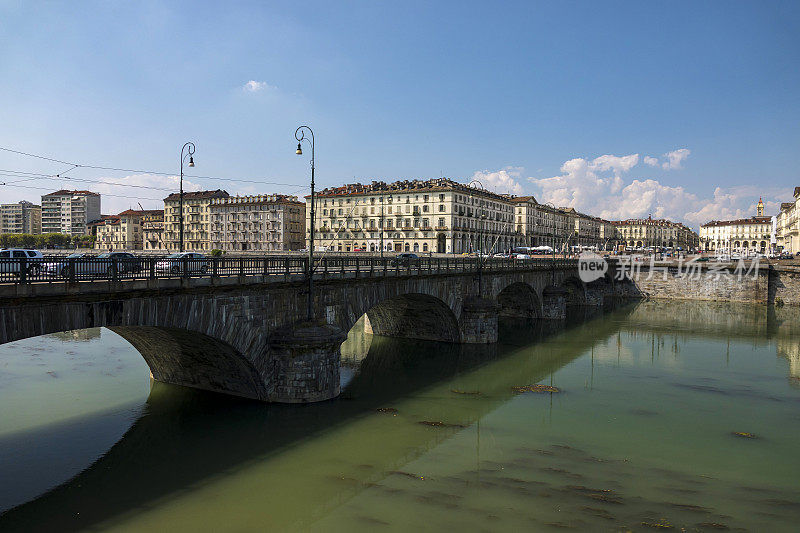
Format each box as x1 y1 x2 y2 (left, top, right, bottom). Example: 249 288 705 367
210 249 225 257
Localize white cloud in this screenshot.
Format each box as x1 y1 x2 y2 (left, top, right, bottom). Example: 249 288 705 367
242 80 272 92
590 153 639 174
516 150 788 229
661 148 691 170
527 153 640 210
471 166 524 195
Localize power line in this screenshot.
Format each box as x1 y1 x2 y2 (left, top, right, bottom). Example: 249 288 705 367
0 146 73 166
0 145 309 188
0 182 164 202
0 166 312 195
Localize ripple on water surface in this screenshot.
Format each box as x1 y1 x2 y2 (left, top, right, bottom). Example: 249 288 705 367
0 302 799 532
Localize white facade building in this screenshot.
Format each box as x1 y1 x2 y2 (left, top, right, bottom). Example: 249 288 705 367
41 190 101 236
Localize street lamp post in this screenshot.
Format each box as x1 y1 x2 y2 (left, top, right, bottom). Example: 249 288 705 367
380 196 386 258
467 180 488 296
179 142 195 252
295 126 315 322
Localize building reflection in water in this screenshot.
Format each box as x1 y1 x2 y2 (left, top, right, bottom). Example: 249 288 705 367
46 328 102 342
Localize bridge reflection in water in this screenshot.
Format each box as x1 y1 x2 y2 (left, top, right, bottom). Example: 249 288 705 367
0 304 628 532
2 301 800 531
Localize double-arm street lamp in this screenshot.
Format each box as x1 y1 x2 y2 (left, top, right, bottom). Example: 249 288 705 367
179 142 195 252
295 126 315 322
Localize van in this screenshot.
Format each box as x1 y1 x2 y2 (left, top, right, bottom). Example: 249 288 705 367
0 249 45 275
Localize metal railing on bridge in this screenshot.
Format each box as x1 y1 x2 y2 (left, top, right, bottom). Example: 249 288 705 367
0 255 578 285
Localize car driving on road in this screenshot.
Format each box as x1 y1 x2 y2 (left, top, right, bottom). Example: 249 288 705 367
155 252 209 275
390 253 419 267
79 252 142 276
42 252 93 277
0 249 45 276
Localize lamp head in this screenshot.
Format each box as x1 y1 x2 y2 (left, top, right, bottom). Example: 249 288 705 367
188 156 195 168
296 143 302 155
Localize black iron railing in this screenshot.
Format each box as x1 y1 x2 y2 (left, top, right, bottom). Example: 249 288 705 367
0 255 578 285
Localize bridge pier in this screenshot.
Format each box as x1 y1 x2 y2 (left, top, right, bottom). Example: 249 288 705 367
459 296 498 343
267 323 346 403
585 282 606 306
541 286 567 320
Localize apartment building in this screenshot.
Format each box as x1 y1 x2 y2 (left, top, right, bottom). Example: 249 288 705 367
95 209 163 251
509 197 615 250
163 190 229 251
139 211 164 251
41 190 101 236
309 178 519 254
0 200 41 234
209 194 305 252
776 189 799 253
614 217 699 250
698 198 772 253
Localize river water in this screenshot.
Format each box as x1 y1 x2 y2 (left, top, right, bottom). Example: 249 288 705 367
1 301 799 531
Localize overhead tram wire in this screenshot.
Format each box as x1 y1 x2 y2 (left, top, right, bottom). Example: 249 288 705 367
0 145 310 189
0 182 164 202
0 168 312 201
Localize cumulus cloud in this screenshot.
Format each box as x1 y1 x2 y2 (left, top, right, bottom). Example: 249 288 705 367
515 150 787 229
529 153 639 210
591 154 639 174
242 80 272 92
471 166 524 195
661 148 691 170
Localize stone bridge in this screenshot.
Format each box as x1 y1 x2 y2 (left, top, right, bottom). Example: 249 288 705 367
0 259 628 403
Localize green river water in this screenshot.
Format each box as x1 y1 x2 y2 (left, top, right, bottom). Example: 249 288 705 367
1 301 799 531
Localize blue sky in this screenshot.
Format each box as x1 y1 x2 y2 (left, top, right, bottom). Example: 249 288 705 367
0 1 798 227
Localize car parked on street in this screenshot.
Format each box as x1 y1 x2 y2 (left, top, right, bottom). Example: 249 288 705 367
0 249 45 275
154 252 209 275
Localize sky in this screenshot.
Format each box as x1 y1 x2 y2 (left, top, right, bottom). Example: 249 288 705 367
0 0 798 228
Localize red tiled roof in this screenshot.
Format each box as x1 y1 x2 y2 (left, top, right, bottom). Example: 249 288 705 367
117 209 163 216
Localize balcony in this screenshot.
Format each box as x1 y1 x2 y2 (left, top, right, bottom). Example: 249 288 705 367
435 226 448 231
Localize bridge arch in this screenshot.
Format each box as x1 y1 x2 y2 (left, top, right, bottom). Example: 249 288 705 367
497 282 542 319
362 293 460 343
561 276 587 305
109 326 265 399
0 299 273 401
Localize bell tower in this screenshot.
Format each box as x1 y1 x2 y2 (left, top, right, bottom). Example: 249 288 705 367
757 197 764 217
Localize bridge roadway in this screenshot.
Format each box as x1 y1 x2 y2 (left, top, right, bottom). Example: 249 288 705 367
0 255 629 403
